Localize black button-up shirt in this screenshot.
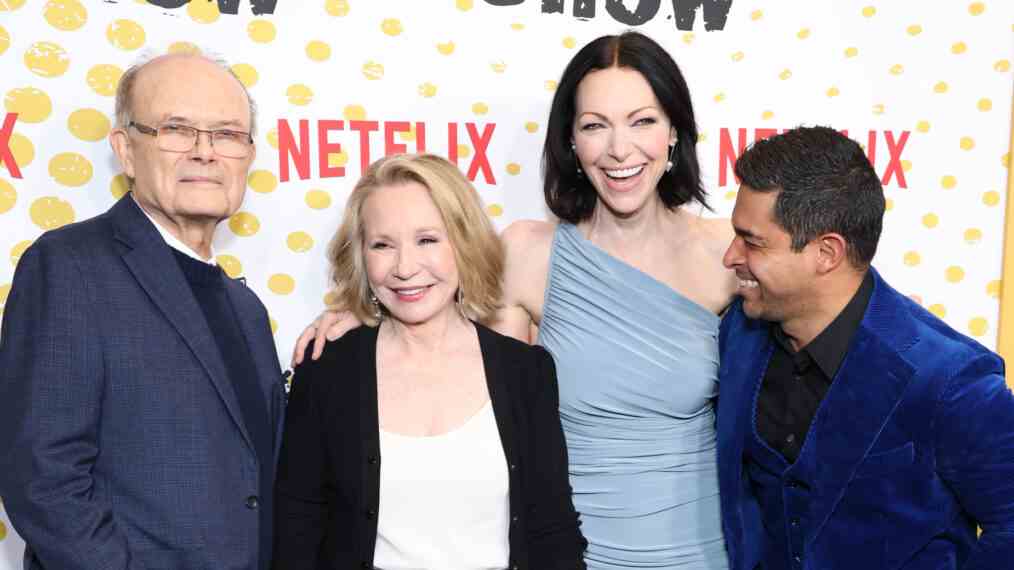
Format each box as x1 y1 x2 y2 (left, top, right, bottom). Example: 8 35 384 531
757 271 874 463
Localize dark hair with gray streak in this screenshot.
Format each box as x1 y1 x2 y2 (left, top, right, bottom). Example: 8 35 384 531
734 125 885 268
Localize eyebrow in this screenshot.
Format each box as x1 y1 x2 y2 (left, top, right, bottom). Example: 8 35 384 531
162 115 249 130
733 226 765 243
576 105 659 121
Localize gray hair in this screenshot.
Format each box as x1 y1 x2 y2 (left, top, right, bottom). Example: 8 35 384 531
114 48 258 136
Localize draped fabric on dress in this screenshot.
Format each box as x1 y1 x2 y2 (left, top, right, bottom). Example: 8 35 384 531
538 223 728 569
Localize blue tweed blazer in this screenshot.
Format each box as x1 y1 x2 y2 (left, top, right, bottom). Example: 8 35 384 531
0 195 286 570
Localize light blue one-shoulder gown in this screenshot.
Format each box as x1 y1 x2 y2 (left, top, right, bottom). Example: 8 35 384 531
538 223 728 569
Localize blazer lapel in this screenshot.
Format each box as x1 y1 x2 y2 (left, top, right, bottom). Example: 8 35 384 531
805 269 918 543
111 195 256 455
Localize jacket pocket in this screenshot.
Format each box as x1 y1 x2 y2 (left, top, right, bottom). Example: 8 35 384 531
854 441 915 479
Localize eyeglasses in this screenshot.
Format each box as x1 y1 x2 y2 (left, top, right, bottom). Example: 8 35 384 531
129 121 253 159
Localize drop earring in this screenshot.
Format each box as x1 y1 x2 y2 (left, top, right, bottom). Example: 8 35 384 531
571 142 582 176
370 292 383 321
665 140 678 173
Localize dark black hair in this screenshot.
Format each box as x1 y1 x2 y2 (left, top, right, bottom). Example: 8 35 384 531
542 31 706 223
734 125 885 268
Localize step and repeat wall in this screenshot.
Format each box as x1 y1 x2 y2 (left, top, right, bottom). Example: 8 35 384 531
1 0 1012 562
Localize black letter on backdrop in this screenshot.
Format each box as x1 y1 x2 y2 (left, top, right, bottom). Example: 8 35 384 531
673 0 733 31
146 0 188 8
541 0 596 18
147 0 277 15
606 0 660 25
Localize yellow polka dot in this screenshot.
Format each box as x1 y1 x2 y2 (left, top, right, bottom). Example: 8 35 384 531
933 81 949 93
167 41 200 55
216 254 243 278
724 191 737 201
968 317 988 337
0 284 8 314
901 160 912 172
29 196 75 229
0 25 9 56
486 204 503 217
941 175 957 189
545 80 558 91
266 128 278 149
0 0 26 10
110 173 129 199
951 41 967 54
731 51 745 62
472 102 489 115
343 104 367 121
187 0 220 23
24 41 70 78
987 280 1001 298
44 0 87 31
714 92 726 102
305 189 332 210
511 22 525 31
228 212 260 237
563 36 577 49
323 291 341 307
797 28 810 40
977 98 992 111
399 126 417 142
826 86 840 97
959 137 975 151
928 304 947 319
456 0 473 10
761 110 774 120
698 133 708 143
287 231 314 253
945 266 965 283
525 122 538 133
362 61 384 80
457 145 472 158
10 239 32 267
906 24 922 36
844 47 859 58
327 151 348 168
964 228 982 244
325 0 350 17
106 19 146 51
778 69 792 80
230 63 258 88
86 64 123 96
995 60 1011 72
2 133 34 172
247 19 276 43
1004 153 1011 169
436 41 455 55
4 87 52 124
506 163 521 176
268 273 295 295
418 82 437 98
0 178 16 214
286 84 313 106
269 317 278 335
682 33 694 45
247 170 278 194
306 40 331 61
889 64 904 75
922 213 939 228
916 120 930 133
381 18 403 36
750 9 763 20
67 108 110 142
861 6 876 17
490 61 507 73
983 191 1000 206
872 103 885 115
968 2 985 15
48 152 92 187
903 251 921 266
885 198 894 212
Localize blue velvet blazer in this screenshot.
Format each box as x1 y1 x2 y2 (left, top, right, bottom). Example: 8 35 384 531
717 268 1014 569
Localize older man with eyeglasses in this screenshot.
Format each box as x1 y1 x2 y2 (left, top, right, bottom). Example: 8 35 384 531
0 52 285 570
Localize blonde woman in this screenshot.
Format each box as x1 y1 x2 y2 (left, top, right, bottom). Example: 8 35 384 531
272 154 586 570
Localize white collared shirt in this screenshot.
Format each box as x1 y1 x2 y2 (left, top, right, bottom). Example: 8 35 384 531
133 196 217 266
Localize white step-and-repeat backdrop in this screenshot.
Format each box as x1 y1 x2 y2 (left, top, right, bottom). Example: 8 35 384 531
1 0 1012 563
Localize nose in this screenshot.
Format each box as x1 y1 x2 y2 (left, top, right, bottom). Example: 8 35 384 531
722 236 743 269
394 246 420 279
189 130 216 162
607 127 632 162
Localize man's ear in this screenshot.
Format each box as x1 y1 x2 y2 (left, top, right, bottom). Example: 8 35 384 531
814 232 848 275
109 127 135 180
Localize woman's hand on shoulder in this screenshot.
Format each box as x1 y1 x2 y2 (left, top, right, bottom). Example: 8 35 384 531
290 309 362 367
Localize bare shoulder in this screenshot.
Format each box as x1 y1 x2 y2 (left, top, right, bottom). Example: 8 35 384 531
502 219 556 251
697 216 736 250
686 215 739 305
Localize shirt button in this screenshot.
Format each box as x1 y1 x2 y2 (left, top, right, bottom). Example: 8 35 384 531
786 433 796 444
794 554 802 563
365 508 376 519
245 495 259 509
367 455 378 464
509 463 517 471
361 562 372 569
511 514 519 524
791 517 800 527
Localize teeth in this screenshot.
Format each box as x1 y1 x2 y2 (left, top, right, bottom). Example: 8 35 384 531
604 165 644 179
738 279 759 288
396 287 426 295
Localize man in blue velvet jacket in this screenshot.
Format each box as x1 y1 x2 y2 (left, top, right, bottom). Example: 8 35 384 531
717 126 1014 569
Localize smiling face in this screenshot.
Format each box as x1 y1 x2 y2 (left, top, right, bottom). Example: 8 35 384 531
723 185 821 325
362 181 461 327
111 55 255 230
571 66 676 218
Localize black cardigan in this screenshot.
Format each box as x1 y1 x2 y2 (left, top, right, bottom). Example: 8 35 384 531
273 323 587 570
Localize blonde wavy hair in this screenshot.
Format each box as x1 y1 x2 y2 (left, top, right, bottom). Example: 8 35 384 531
326 154 504 326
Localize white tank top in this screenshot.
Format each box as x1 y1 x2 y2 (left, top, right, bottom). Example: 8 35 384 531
374 401 510 570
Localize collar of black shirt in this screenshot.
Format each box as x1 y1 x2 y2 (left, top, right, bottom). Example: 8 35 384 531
770 270 874 381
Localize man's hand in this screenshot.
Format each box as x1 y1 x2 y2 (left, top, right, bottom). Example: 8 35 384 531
290 310 362 367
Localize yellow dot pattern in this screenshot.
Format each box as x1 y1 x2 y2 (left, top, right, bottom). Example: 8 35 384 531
217 254 243 278
48 152 93 187
106 19 146 51
44 0 87 32
231 64 259 88
24 41 70 78
86 64 123 96
29 196 75 229
10 239 32 267
0 178 16 214
4 88 52 124
229 212 260 237
305 190 332 210
247 20 276 43
268 273 295 295
286 231 314 253
67 109 111 142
